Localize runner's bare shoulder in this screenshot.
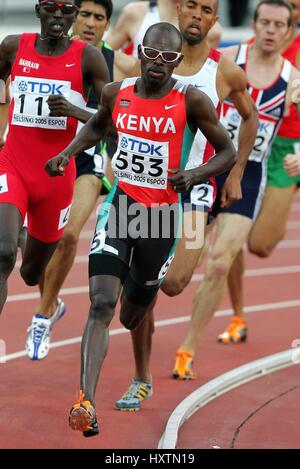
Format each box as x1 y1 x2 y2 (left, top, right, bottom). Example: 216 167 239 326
0 34 21 56
121 1 149 21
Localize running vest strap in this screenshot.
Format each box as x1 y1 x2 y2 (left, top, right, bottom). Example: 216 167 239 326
277 34 300 139
129 5 160 57
111 78 195 206
7 33 87 175
222 44 291 163
173 48 222 169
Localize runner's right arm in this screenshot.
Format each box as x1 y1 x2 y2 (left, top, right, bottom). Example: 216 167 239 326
105 2 145 50
114 51 140 80
45 82 118 176
48 44 110 123
0 36 20 149
0 35 20 81
0 79 10 150
168 86 236 192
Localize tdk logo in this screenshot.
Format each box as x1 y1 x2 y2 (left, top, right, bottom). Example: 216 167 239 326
230 110 240 123
120 136 128 149
258 121 270 134
18 81 28 92
125 137 163 156
20 81 64 95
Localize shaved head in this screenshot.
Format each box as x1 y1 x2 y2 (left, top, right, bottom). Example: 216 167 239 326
143 22 182 51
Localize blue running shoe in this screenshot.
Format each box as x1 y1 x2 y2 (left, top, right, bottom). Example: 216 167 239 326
115 379 153 411
26 299 66 360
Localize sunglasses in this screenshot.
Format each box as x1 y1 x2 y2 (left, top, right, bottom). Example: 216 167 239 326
39 0 78 15
141 45 182 63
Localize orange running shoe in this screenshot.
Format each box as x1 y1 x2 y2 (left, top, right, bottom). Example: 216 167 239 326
217 316 248 344
69 390 99 437
172 349 195 380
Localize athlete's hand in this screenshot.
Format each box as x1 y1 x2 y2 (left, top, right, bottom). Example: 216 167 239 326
168 169 194 192
45 153 70 177
47 95 75 117
284 154 300 177
220 172 242 208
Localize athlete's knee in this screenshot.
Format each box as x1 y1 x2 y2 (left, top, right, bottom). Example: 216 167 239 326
20 264 41 286
58 225 79 252
161 274 190 297
120 305 148 330
89 290 118 327
206 253 231 281
0 240 17 275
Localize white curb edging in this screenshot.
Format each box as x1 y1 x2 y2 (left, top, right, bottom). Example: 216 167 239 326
158 349 298 449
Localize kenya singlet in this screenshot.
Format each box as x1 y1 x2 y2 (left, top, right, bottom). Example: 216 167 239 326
111 77 195 206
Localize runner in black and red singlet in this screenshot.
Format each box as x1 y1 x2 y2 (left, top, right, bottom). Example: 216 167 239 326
0 0 109 318
45 22 236 437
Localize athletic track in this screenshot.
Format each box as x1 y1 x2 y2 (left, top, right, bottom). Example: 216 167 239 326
0 193 300 449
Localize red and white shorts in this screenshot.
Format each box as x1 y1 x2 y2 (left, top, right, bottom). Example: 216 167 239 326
0 148 76 243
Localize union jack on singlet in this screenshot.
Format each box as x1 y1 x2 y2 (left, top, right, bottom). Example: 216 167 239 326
214 43 292 221
222 43 291 164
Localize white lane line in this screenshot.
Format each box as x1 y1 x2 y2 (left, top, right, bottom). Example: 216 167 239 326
158 349 297 449
14 239 300 271
68 222 300 243
2 299 300 363
286 221 300 229
8 265 300 302
278 239 300 248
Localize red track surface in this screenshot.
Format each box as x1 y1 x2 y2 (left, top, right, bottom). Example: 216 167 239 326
0 194 300 449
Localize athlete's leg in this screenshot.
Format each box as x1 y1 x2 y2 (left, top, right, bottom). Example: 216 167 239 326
227 249 246 320
37 174 101 317
81 274 122 403
116 210 208 407
0 204 22 314
18 226 28 258
20 235 58 286
162 210 208 296
130 308 155 383
248 184 297 257
178 213 252 358
216 248 248 344
125 210 207 376
115 293 156 411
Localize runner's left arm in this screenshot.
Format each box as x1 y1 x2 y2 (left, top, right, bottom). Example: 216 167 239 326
0 36 20 149
168 86 236 192
0 78 10 150
48 44 110 123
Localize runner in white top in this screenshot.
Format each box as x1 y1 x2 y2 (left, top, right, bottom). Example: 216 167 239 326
172 0 300 380
107 0 222 80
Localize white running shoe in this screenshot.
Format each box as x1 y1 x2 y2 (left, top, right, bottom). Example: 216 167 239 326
26 299 66 360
